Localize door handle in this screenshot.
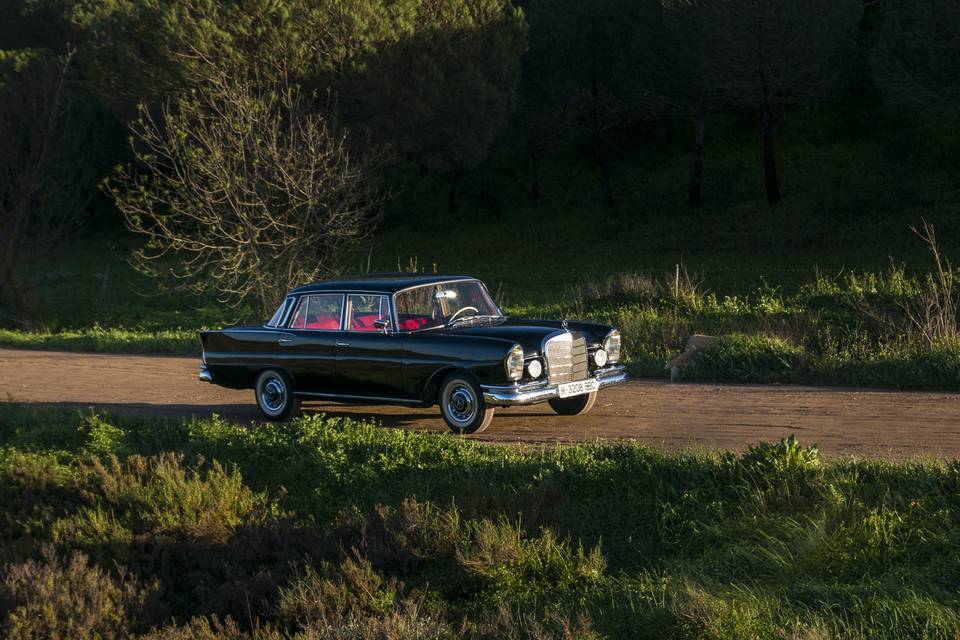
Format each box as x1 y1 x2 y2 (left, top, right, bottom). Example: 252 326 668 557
278 337 294 346
336 341 350 348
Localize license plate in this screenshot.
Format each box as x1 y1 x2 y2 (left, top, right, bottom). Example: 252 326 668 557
557 378 599 399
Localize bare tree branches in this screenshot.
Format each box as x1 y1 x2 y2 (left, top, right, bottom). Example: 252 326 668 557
109 71 383 316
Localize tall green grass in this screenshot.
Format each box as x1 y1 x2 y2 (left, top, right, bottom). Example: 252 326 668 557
1 406 959 638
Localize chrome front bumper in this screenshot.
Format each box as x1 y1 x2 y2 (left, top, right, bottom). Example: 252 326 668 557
199 364 213 383
481 365 627 407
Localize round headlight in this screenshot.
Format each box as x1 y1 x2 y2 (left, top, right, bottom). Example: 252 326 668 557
593 349 608 368
505 344 524 381
527 359 543 379
603 330 621 364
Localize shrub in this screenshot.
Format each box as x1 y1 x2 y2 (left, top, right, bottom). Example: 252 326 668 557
278 558 401 628
139 615 252 640
77 453 269 543
739 436 821 480
685 334 806 383
0 546 153 640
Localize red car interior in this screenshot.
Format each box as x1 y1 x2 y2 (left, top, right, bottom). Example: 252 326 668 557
296 313 434 331
304 314 340 330
350 313 380 331
398 314 431 331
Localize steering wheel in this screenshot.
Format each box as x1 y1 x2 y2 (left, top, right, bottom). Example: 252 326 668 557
448 306 479 323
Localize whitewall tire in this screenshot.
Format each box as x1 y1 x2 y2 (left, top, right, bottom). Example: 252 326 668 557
255 369 300 421
439 373 494 434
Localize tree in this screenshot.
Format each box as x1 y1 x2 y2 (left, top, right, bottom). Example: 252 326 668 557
700 0 861 205
523 0 629 207
109 71 383 315
869 0 960 112
66 0 319 118
338 0 527 213
71 0 526 215
0 48 96 325
659 0 724 207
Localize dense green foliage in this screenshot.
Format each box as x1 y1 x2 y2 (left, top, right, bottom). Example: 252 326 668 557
2 406 960 637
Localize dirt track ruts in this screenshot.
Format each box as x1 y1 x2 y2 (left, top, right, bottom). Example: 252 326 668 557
2 348 959 459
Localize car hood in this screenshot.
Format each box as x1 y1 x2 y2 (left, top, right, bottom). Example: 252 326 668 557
442 317 611 355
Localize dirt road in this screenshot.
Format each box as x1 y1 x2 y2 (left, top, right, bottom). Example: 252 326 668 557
3 348 959 459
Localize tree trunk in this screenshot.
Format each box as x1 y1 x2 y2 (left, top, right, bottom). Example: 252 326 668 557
0 207 26 325
527 138 540 204
447 169 458 214
688 111 705 207
592 132 614 207
759 92 781 205
590 46 614 207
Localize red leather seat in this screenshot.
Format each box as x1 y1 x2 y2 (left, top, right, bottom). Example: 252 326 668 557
305 314 340 330
398 315 430 330
351 313 379 331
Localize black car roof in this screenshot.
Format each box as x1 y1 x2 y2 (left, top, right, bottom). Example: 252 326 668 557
290 274 477 295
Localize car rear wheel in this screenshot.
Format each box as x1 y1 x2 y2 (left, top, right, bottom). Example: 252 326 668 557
255 369 300 421
439 373 494 434
548 391 597 416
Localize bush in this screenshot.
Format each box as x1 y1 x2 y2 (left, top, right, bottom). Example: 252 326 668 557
0 547 153 640
67 453 270 544
684 334 806 383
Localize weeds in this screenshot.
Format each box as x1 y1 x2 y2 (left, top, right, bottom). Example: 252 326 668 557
0 546 155 640
901 220 959 344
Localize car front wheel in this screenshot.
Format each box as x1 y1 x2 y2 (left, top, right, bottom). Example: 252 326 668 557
548 391 597 416
439 374 494 434
255 369 300 421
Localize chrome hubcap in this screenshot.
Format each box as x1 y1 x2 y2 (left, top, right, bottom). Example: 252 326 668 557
261 377 286 413
445 383 477 425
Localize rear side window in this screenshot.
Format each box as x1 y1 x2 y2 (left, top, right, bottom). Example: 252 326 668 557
347 294 391 332
266 298 293 328
289 294 344 330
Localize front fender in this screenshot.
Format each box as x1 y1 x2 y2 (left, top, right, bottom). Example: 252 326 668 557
402 333 515 401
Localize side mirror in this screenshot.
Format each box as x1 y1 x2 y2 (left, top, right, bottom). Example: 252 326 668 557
374 318 390 334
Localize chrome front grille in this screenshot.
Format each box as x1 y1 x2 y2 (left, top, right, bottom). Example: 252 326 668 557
545 332 589 384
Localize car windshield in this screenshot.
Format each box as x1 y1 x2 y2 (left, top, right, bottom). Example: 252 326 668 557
394 280 502 331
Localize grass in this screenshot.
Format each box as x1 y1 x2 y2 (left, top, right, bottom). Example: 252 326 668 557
0 326 199 355
2 405 960 638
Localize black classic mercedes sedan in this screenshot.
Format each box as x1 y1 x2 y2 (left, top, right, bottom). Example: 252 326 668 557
199 274 627 433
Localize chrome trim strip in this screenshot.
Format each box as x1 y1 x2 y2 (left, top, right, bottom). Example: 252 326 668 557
293 391 422 404
199 364 213 383
481 365 627 407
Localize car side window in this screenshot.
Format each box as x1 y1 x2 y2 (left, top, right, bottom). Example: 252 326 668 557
266 297 292 327
347 294 391 332
288 294 344 330
394 286 442 330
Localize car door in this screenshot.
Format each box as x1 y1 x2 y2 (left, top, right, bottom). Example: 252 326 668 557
335 293 408 399
276 293 345 392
